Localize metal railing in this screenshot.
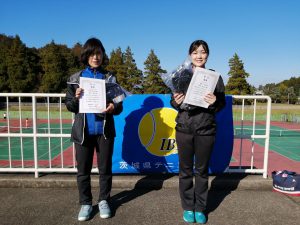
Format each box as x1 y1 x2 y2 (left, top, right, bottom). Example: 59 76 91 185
0 93 271 178
227 95 271 178
0 93 75 177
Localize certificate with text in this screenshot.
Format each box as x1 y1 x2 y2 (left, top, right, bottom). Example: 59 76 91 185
183 67 220 108
79 77 106 113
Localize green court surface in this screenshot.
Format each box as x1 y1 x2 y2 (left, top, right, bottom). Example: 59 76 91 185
0 122 72 133
1 122 299 162
0 137 72 160
234 125 300 161
0 123 72 161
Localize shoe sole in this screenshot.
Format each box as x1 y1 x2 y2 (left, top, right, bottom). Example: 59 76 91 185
195 217 207 224
100 214 111 219
183 216 195 223
78 216 90 221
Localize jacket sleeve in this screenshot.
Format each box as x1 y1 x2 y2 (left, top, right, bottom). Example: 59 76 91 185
105 74 124 115
65 82 79 114
208 75 226 113
170 94 185 112
112 101 123 115
170 94 179 109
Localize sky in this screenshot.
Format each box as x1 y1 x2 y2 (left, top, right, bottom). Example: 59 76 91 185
1 0 300 87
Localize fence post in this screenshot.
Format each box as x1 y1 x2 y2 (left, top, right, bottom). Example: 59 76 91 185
263 96 272 178
32 96 39 178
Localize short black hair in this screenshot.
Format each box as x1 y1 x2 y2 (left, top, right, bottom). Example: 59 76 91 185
188 40 209 56
80 38 108 66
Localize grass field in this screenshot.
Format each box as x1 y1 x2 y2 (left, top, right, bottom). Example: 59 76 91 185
232 103 300 121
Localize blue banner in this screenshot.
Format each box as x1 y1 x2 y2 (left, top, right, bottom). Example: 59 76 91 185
112 94 233 174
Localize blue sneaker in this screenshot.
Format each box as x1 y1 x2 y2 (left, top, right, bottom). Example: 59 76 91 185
195 211 207 224
183 210 195 223
98 200 111 219
78 205 92 221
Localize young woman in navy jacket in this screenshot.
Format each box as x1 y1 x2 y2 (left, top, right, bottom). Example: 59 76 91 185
170 40 225 224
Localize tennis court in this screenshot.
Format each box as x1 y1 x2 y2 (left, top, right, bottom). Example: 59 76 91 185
231 121 300 175
1 93 299 177
1 120 299 163
234 123 300 161
0 119 73 167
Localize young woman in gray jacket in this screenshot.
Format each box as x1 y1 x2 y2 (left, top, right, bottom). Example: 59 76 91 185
65 38 123 221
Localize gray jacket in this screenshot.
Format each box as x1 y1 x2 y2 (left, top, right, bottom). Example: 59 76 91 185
65 71 123 145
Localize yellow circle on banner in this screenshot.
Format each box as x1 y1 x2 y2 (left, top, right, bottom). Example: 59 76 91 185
138 107 178 156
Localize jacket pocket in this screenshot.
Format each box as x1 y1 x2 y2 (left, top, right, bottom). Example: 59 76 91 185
71 114 84 144
175 112 192 133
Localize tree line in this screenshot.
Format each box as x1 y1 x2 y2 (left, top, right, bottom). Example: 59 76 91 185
1 34 299 103
0 34 169 94
226 53 300 104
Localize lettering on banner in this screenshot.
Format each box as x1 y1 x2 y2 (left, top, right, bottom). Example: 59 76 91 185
131 162 140 169
160 138 176 151
119 161 129 169
167 162 174 168
155 162 163 168
143 162 151 169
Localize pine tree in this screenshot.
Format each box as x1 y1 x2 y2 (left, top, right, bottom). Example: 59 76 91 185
70 43 84 74
6 35 26 92
143 50 169 94
0 34 13 92
225 53 252 95
23 47 41 92
39 41 69 93
60 44 81 76
6 35 39 93
106 50 117 74
106 47 127 88
123 46 143 93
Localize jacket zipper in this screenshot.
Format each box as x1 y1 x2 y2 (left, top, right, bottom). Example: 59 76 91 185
95 69 107 139
103 114 107 139
75 77 85 145
81 113 85 145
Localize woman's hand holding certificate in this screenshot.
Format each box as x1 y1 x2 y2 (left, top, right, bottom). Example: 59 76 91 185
79 77 106 113
183 67 219 108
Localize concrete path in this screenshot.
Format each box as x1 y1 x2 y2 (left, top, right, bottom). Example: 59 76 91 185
0 174 299 225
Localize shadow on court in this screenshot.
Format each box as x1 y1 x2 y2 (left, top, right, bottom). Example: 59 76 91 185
206 173 248 215
110 174 175 216
87 174 175 220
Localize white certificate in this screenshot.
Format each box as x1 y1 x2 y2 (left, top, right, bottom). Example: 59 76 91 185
79 77 106 113
183 67 220 108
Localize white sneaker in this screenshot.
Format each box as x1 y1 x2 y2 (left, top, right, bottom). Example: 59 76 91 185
78 205 92 221
98 200 111 219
